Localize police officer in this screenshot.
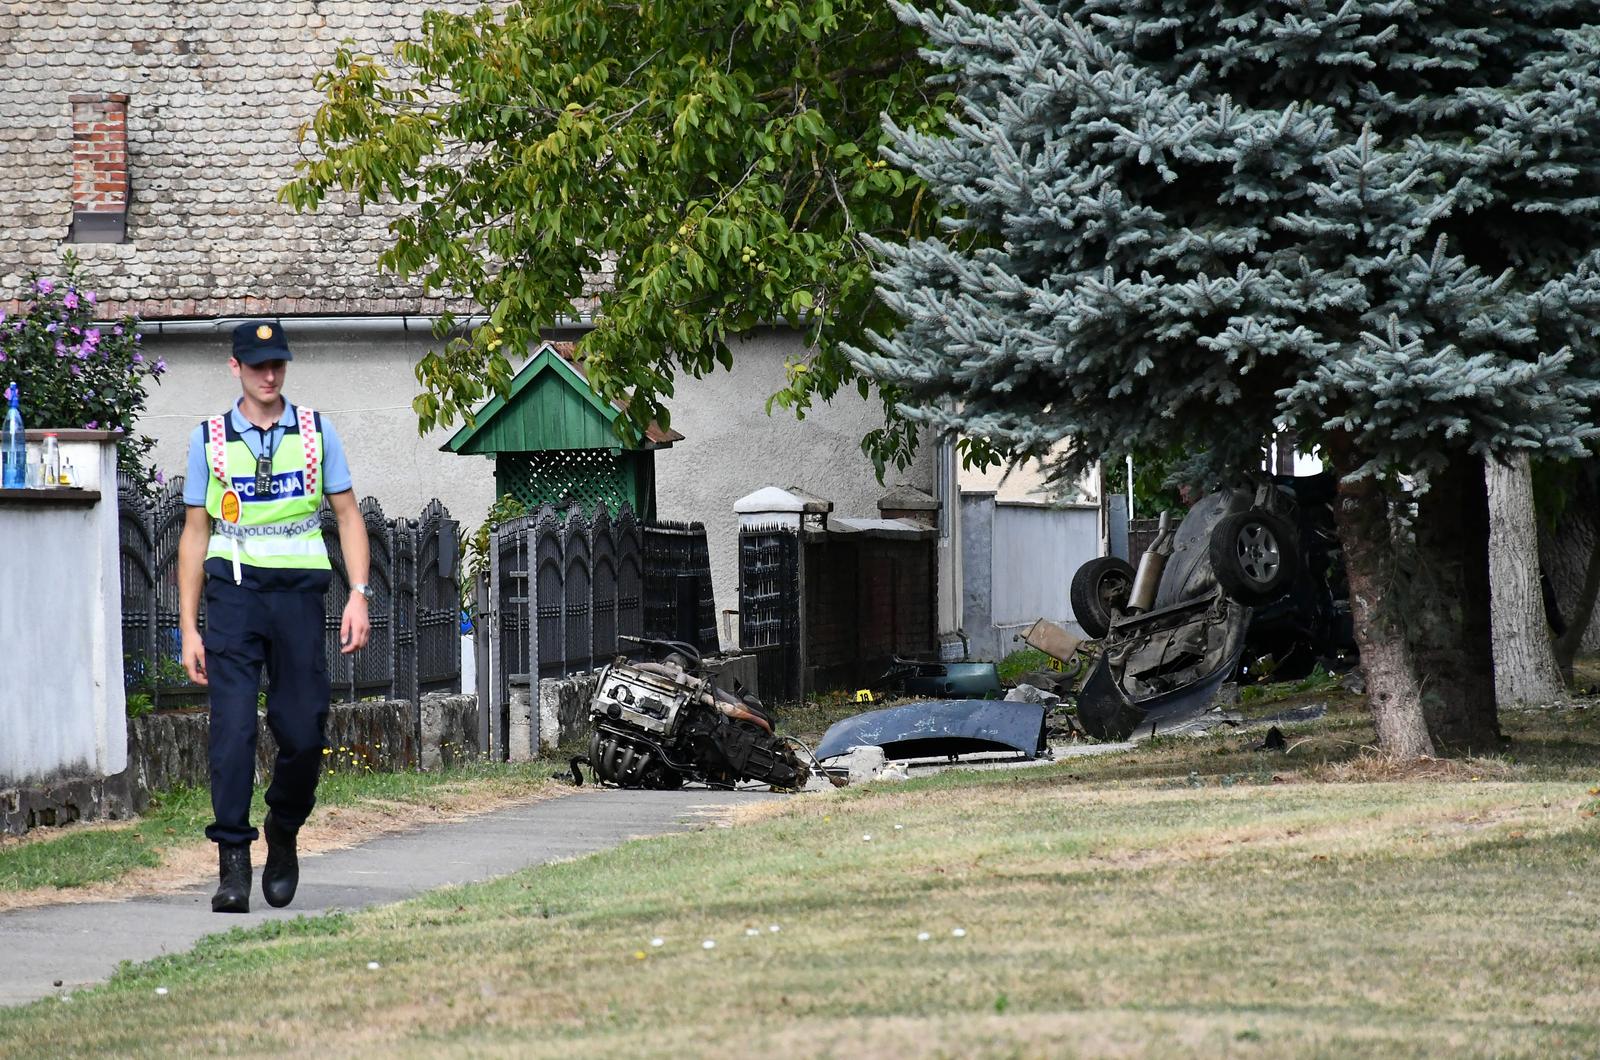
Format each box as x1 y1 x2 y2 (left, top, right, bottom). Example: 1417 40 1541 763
178 320 371 913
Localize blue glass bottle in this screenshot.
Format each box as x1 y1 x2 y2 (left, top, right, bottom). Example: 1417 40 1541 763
2 383 24 489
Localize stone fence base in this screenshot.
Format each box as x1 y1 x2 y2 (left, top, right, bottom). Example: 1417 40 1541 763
420 693 479 771
1 693 480 837
536 672 603 753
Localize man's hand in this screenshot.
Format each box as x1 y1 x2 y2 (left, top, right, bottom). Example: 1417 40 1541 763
327 492 372 654
182 628 208 685
177 507 211 685
340 594 371 654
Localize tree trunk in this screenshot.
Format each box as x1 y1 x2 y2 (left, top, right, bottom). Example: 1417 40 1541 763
1405 453 1501 753
1326 438 1435 759
1486 452 1565 705
1538 465 1600 680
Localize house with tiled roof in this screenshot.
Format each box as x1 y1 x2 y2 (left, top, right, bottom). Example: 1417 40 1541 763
0 2 938 626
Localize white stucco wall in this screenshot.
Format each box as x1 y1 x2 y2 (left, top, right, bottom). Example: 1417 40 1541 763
0 439 127 785
135 325 933 643
653 330 935 642
137 327 498 530
958 444 1100 506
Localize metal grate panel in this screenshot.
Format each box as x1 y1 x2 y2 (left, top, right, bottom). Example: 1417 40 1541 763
739 525 801 703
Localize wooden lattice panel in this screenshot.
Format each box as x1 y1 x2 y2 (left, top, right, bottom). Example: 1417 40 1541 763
497 449 631 513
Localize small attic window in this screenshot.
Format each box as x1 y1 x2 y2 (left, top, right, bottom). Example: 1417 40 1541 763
68 93 130 244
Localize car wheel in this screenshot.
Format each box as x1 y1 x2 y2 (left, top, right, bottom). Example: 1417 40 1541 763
1070 557 1137 639
1209 509 1300 605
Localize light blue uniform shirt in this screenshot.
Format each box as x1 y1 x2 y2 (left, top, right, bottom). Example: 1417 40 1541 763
183 398 352 506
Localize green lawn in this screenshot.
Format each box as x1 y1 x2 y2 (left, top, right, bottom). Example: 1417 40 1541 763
2 699 1597 1057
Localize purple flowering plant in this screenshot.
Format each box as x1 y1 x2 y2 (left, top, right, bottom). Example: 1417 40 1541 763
2 256 164 486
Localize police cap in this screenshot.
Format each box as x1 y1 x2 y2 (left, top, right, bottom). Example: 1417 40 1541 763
231 320 294 365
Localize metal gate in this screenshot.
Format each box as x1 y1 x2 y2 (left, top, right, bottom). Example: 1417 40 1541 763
642 521 718 653
482 503 646 756
738 524 801 703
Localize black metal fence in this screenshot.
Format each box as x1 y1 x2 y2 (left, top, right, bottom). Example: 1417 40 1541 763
117 476 461 713
643 520 718 655
738 524 802 703
478 505 722 750
487 503 645 704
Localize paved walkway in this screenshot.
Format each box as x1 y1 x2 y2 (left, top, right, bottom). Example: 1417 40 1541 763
0 787 775 1007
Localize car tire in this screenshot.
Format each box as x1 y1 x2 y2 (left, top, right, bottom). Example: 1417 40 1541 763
1210 509 1299 605
1070 556 1137 639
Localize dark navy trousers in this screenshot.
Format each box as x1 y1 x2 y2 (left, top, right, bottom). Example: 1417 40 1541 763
202 579 331 847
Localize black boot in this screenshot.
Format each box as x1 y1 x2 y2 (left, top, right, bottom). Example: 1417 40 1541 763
212 844 251 913
261 812 299 909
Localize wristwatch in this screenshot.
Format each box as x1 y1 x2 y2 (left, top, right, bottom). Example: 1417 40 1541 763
352 582 374 601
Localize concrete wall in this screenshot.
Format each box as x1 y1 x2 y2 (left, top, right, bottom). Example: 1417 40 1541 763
961 492 996 662
0 437 127 786
538 671 603 753
137 325 933 649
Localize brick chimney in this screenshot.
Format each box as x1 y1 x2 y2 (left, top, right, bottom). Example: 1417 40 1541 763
69 93 129 243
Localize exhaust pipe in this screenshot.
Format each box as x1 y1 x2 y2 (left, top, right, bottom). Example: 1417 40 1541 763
1127 510 1176 613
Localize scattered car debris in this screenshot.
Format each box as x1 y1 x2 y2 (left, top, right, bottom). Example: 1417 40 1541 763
814 699 1049 764
1256 726 1288 752
1004 683 1061 708
831 745 888 784
1018 618 1087 668
880 657 1002 699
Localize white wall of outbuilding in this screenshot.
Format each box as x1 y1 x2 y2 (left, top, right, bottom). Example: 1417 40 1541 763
135 324 934 636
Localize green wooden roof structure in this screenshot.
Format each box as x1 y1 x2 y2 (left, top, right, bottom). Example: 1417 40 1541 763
442 342 680 518
442 342 679 457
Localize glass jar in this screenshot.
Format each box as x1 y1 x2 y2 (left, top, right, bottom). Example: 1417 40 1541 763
40 433 60 488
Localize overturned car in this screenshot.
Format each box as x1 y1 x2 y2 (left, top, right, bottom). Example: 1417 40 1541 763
1071 473 1351 740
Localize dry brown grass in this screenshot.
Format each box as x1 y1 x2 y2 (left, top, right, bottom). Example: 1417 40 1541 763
1304 752 1519 783
3 698 1598 1059
4 748 1597 1058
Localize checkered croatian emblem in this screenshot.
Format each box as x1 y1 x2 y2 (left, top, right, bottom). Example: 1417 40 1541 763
207 415 228 484
297 406 320 495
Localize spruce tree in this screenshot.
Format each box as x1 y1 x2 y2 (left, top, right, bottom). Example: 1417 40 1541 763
854 0 1600 755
